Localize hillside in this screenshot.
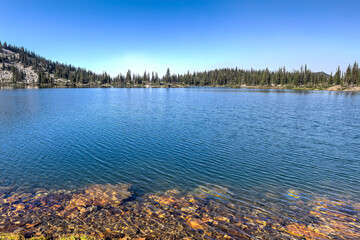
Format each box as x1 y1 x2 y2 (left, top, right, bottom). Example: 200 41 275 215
0 47 39 84
0 42 109 86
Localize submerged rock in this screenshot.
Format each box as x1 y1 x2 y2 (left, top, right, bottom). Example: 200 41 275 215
60 183 132 218
0 183 359 239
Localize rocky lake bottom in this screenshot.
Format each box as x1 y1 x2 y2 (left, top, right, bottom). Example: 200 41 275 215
0 183 359 239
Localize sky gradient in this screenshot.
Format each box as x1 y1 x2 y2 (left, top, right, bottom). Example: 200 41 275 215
1 0 359 76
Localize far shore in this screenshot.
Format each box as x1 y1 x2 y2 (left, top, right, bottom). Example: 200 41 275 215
1 83 360 92
230 84 360 92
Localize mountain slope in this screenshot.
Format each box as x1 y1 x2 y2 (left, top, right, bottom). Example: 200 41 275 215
0 42 109 86
0 47 39 84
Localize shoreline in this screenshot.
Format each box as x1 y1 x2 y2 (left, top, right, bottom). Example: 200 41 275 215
1 83 360 92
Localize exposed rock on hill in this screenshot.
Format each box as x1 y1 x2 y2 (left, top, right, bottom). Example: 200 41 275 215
0 42 108 86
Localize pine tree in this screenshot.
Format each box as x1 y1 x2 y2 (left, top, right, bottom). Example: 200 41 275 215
132 74 136 84
303 64 310 85
334 66 341 85
151 72 155 84
261 68 270 85
329 72 333 85
164 68 171 83
344 64 352 86
143 71 148 83
280 66 286 85
38 71 42 85
126 70 131 85
293 71 300 86
155 72 159 83
351 62 359 85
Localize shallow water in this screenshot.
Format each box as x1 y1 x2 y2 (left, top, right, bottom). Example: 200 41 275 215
0 87 359 238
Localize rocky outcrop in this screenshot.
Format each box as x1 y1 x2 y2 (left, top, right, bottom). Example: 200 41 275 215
0 69 12 82
327 85 342 91
0 49 39 84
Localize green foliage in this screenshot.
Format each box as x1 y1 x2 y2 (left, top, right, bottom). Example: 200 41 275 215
1 43 103 85
344 64 352 86
125 70 131 85
10 66 24 82
328 72 333 85
334 66 341 85
164 68 171 83
1 41 360 88
351 62 359 85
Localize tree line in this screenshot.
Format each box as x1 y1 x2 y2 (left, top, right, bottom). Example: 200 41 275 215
0 41 109 85
1 41 359 87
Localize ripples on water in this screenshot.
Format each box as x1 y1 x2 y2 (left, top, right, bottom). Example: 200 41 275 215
0 88 359 238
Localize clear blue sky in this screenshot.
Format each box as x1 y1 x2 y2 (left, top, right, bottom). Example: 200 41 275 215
1 0 359 76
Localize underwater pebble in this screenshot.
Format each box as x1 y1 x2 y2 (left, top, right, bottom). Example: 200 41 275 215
0 184 359 239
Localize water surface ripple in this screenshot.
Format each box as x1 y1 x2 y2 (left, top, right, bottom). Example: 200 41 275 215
0 88 359 200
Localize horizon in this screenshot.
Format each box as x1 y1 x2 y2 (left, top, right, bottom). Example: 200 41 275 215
1 0 360 77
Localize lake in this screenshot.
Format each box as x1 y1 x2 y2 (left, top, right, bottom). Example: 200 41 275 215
0 87 359 238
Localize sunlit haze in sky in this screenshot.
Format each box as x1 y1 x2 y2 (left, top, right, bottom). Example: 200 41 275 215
1 0 359 76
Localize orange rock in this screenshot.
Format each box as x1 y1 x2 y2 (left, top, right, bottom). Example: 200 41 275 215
255 219 267 226
187 218 205 230
60 183 131 218
13 204 25 211
99 233 105 238
201 216 213 223
284 223 328 239
215 216 229 222
25 222 41 229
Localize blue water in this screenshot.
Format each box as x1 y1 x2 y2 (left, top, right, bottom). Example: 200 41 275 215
0 88 359 202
